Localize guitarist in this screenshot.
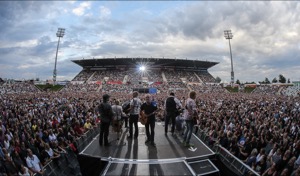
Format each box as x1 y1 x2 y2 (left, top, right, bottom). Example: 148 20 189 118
128 91 142 139
141 94 158 146
164 92 182 135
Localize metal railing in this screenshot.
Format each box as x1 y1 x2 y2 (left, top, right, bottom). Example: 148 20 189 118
37 123 100 176
196 129 260 176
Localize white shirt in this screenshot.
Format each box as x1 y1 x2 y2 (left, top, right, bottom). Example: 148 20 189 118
46 148 54 157
4 140 9 150
256 153 264 163
49 133 57 142
130 98 142 115
26 155 42 172
19 166 30 176
183 98 197 120
112 105 123 120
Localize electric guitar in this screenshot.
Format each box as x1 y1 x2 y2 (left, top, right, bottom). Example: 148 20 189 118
139 108 161 125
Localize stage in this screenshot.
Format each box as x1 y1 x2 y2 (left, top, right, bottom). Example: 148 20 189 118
79 122 219 176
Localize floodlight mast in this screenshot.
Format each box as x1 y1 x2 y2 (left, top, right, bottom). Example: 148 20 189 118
224 30 234 86
53 28 65 85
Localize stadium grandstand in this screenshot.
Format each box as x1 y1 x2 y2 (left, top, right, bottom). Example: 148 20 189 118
67 57 220 94
0 58 300 176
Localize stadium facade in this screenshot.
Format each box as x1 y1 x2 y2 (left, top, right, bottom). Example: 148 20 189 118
71 57 219 86
72 57 218 70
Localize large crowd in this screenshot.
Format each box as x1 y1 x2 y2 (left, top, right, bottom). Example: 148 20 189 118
0 89 105 175
0 70 299 176
194 93 300 176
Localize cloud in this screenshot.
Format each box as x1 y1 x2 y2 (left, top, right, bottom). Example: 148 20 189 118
72 2 91 16
99 6 111 19
1 1 300 82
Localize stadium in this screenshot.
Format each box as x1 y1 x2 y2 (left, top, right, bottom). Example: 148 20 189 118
1 55 300 176
70 57 219 92
3 1 300 175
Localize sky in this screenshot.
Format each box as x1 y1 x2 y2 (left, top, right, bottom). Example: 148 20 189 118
1 1 300 83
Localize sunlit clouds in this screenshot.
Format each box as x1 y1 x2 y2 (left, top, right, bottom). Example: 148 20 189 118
0 1 300 82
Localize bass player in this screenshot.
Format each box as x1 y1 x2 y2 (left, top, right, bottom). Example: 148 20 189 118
140 94 158 146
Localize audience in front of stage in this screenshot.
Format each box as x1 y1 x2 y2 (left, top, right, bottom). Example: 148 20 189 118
0 79 300 176
195 93 300 175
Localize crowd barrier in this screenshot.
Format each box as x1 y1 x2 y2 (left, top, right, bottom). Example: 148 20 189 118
39 123 100 176
196 129 260 176
75 124 100 152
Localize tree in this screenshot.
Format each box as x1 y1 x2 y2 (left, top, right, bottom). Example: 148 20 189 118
236 79 241 84
259 78 270 84
272 77 278 83
288 79 290 83
279 74 286 83
215 76 221 83
265 77 270 84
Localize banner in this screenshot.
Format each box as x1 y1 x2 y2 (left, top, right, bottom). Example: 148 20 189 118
107 81 122 85
149 88 157 94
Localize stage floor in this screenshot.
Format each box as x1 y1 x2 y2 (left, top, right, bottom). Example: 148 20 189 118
79 122 219 176
80 122 214 161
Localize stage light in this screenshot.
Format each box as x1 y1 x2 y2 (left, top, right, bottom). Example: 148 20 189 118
139 65 146 72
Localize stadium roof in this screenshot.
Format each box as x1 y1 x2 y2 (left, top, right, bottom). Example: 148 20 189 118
72 57 218 70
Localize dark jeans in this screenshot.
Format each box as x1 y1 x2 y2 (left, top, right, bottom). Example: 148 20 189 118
183 120 194 144
123 116 128 127
145 116 155 142
129 114 139 138
165 112 176 133
99 121 110 145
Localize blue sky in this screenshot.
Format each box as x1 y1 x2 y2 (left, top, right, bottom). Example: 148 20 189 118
1 1 300 83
